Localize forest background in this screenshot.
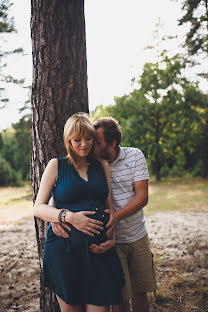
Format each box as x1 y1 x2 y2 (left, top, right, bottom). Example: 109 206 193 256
0 0 207 185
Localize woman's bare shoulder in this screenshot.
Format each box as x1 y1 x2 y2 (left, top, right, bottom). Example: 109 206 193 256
43 158 58 176
48 158 58 167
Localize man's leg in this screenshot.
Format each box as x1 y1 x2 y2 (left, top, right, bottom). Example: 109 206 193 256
128 235 157 312
132 292 150 312
113 244 131 312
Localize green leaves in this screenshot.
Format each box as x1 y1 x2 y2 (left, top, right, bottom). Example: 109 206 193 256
0 0 15 34
178 0 208 56
0 116 32 185
92 50 207 180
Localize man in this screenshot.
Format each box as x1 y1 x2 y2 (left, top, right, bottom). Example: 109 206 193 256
52 117 157 312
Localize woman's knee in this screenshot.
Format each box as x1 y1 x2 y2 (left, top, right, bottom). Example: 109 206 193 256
86 304 109 312
56 295 82 312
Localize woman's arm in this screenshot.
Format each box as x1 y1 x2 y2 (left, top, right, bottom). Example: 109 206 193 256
34 158 61 222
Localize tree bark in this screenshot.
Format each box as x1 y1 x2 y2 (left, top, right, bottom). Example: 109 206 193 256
154 118 161 181
31 1 88 310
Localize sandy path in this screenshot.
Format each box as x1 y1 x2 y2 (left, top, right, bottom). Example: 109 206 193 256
0 211 208 311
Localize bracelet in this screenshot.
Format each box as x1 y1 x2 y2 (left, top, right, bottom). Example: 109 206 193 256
62 210 66 222
58 209 66 223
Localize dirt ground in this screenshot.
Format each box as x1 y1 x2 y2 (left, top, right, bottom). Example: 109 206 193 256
0 211 208 312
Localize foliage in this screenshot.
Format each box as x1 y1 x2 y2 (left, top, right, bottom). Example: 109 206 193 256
178 0 208 56
0 156 22 186
0 0 24 108
0 0 15 33
91 51 207 180
178 0 208 177
0 115 31 185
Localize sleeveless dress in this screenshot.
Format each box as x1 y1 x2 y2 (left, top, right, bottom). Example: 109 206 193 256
43 158 124 306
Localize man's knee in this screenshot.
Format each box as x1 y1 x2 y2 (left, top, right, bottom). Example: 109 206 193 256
133 291 147 299
132 292 149 312
112 301 131 312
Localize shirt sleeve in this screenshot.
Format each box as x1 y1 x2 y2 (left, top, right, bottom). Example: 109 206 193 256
133 149 149 182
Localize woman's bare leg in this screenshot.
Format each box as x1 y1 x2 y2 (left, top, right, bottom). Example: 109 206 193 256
86 304 109 312
56 295 82 312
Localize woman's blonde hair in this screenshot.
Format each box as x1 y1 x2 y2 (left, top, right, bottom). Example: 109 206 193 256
63 112 97 168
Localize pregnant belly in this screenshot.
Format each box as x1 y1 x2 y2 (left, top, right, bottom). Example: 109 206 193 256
56 200 110 245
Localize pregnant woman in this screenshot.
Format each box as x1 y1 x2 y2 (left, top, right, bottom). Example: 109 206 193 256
34 113 124 312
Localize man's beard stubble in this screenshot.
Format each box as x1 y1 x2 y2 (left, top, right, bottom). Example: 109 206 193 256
101 145 111 161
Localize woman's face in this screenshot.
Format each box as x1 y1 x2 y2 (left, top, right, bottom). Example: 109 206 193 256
70 133 93 158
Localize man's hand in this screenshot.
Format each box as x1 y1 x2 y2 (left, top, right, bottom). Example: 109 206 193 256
51 222 71 238
89 239 115 254
105 209 116 238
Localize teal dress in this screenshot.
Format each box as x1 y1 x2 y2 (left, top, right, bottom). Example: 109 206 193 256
43 158 124 306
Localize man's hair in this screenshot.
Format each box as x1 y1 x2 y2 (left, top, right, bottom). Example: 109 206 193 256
94 117 122 148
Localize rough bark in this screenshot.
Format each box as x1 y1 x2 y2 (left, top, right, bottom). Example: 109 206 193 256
31 1 88 310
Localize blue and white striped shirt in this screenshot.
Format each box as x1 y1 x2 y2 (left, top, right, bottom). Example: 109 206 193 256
109 147 149 243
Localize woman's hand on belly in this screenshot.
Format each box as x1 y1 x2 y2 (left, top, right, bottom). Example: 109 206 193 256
66 210 104 237
89 238 115 254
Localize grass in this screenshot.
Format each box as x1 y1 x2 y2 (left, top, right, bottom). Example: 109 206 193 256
146 177 208 215
0 177 208 224
0 183 33 224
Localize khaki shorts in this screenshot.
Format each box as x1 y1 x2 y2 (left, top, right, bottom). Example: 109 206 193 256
115 234 157 301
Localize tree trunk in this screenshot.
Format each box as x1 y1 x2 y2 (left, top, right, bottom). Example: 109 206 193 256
31 1 88 310
154 119 161 181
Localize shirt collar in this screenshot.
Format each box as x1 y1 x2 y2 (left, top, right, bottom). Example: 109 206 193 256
111 147 125 165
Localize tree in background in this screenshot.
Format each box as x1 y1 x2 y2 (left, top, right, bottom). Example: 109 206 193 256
31 0 88 310
0 114 31 186
178 0 208 177
178 0 208 57
0 0 24 108
0 127 23 186
105 52 187 181
92 50 207 181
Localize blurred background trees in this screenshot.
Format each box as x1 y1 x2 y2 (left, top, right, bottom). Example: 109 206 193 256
0 0 30 186
92 0 208 181
91 50 207 181
0 114 31 186
0 0 24 108
0 0 207 184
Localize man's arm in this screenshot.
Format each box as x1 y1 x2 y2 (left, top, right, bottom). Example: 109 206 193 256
114 179 148 222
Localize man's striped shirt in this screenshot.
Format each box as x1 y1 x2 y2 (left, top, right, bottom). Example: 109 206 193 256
109 147 149 243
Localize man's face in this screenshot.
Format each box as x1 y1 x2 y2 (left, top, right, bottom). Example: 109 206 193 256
95 127 111 160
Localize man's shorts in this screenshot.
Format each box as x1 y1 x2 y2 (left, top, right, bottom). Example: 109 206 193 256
115 234 157 301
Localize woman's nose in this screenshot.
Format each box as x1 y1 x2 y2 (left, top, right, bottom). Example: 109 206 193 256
81 139 87 146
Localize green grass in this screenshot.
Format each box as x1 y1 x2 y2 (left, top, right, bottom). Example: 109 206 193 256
146 177 208 214
0 183 33 224
0 183 32 204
